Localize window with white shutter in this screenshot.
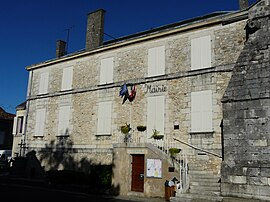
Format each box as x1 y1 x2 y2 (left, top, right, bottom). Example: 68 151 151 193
191 35 211 70
100 57 114 84
34 108 46 136
61 66 73 91
38 72 49 94
97 101 112 135
191 90 212 132
148 46 165 77
58 106 71 136
147 95 165 138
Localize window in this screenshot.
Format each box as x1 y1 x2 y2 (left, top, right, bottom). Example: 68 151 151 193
191 90 212 132
61 66 73 91
191 35 211 70
148 46 165 77
13 116 24 134
58 106 71 136
38 72 49 94
100 57 114 84
97 101 112 135
147 95 165 138
34 109 46 136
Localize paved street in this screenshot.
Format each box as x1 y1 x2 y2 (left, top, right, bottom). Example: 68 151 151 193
0 182 166 202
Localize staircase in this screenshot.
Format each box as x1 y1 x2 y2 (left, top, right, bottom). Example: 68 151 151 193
171 162 223 202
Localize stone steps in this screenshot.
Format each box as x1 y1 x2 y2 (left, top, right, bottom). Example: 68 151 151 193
172 168 222 202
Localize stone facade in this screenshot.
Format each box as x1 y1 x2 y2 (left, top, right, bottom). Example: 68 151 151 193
17 7 250 198
221 0 270 200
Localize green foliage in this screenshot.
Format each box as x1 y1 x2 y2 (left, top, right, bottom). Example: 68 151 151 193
120 123 131 134
151 129 164 139
169 148 181 156
137 125 147 132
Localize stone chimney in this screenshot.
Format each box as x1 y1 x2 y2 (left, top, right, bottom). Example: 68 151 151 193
56 40 66 58
85 9 105 51
239 0 249 10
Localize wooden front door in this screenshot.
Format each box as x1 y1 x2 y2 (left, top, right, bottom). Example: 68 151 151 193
131 154 144 192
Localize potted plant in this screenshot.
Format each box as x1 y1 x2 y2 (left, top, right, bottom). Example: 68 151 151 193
169 148 181 157
151 129 164 140
137 125 147 132
120 123 131 135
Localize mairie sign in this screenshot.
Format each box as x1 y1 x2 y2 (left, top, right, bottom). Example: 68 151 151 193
145 84 167 94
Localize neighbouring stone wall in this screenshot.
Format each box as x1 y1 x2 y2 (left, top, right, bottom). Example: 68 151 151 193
221 0 270 200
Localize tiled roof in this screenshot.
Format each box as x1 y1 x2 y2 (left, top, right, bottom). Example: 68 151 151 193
0 107 15 120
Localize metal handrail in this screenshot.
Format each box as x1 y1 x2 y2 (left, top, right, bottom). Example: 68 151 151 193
173 137 222 158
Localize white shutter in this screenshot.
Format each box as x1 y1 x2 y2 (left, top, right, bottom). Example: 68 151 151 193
34 109 46 136
148 46 165 77
155 95 165 134
58 106 71 136
191 92 202 132
61 66 73 90
100 57 113 84
147 97 156 138
147 95 165 138
191 35 211 70
38 72 49 94
191 38 201 70
201 35 211 68
201 90 212 131
106 57 114 84
148 47 156 77
191 90 212 132
156 46 165 76
97 101 112 135
12 117 18 135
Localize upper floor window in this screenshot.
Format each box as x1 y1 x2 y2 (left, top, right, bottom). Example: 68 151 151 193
58 105 71 136
38 72 49 94
100 57 114 84
148 46 165 77
147 95 165 138
97 101 112 135
61 66 73 91
191 35 211 70
13 116 24 135
34 108 46 137
191 90 212 132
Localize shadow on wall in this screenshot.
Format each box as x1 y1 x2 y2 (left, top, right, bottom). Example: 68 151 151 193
10 139 120 195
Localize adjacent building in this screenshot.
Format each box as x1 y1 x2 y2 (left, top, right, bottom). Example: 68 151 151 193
0 107 15 156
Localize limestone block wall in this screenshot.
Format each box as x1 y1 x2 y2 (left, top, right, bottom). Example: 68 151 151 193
25 13 247 172
221 0 270 200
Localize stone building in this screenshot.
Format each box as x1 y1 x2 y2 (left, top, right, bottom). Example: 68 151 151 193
13 0 267 200
12 101 27 157
0 107 15 151
221 0 270 200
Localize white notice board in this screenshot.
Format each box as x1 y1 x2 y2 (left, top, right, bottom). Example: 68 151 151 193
146 158 162 178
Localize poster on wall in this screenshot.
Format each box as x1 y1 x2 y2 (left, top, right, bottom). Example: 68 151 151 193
146 158 162 178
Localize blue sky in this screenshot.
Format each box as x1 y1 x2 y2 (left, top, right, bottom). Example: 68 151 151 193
0 0 256 114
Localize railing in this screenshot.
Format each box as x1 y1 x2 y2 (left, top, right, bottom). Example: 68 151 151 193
112 132 190 192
